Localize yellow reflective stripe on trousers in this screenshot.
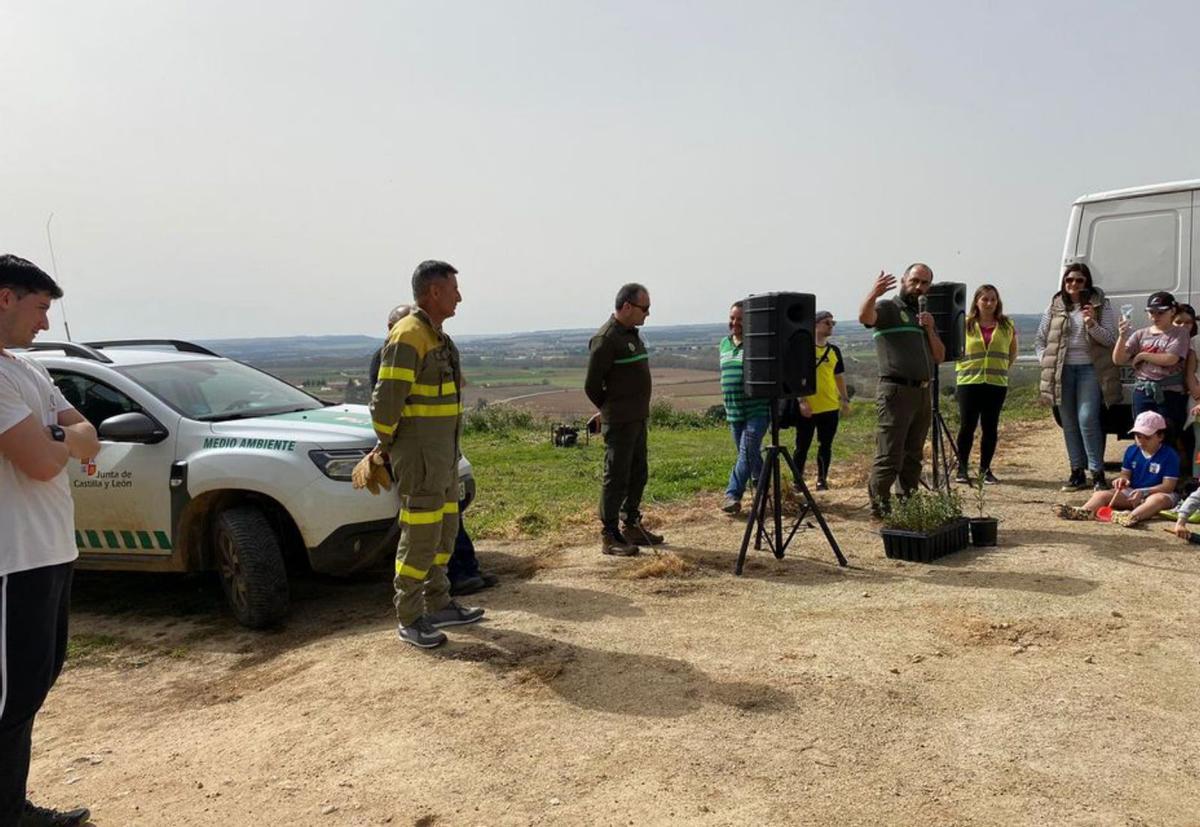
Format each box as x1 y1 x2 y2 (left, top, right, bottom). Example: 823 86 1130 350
399 501 459 525
433 552 451 566
401 402 464 417
410 381 459 397
400 508 446 525
396 561 428 579
378 366 416 382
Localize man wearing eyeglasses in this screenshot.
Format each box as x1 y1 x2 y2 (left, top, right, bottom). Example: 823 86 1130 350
585 283 663 556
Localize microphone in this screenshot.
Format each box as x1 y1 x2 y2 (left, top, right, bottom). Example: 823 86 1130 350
918 295 928 316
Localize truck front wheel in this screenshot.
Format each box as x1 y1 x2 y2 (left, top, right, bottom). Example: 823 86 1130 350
213 506 290 628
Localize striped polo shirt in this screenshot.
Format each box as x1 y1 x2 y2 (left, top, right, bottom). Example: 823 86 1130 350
720 336 770 423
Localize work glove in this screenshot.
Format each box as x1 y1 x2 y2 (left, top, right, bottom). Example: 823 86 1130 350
352 451 392 495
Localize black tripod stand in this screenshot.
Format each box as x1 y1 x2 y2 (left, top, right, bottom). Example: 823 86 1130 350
735 405 848 575
927 368 962 491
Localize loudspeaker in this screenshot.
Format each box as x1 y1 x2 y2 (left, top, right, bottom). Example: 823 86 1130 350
925 282 966 360
743 292 816 399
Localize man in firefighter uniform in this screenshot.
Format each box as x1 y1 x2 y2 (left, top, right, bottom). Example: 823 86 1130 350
370 260 484 649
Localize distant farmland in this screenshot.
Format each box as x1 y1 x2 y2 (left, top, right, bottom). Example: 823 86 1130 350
465 367 720 419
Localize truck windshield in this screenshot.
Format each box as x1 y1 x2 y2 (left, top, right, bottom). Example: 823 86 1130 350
120 360 325 421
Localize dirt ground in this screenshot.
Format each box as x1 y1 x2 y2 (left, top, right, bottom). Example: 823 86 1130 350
30 419 1200 825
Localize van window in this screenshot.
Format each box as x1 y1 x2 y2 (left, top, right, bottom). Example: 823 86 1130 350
1084 209 1183 293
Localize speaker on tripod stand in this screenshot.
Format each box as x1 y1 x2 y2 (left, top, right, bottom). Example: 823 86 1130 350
736 292 846 574
922 282 967 488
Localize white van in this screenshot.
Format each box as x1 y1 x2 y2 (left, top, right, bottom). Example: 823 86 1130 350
1062 179 1200 432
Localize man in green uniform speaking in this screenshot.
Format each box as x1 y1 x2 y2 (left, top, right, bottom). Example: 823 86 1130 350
585 283 664 556
371 260 484 649
858 263 946 516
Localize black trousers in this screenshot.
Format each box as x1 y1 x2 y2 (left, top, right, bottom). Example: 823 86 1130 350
0 562 73 827
794 410 840 482
600 419 648 531
955 384 1008 473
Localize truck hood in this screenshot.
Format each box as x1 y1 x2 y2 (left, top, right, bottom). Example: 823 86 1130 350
209 404 376 448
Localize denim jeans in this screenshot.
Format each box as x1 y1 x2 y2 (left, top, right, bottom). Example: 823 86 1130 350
1132 386 1188 444
725 414 768 500
1059 363 1105 473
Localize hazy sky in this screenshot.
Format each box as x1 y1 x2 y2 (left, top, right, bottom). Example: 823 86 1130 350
3 1 1198 340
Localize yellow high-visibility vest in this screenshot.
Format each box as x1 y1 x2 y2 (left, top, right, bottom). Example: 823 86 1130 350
956 320 1013 387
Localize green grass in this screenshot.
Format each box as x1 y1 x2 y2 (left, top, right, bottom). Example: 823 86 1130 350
467 367 587 389
462 383 1046 543
463 397 877 541
67 633 124 661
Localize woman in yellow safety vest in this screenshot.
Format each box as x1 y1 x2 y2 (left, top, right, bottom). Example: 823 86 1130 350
955 284 1018 485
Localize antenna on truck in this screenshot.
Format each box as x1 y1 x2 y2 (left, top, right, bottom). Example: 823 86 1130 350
45 212 73 342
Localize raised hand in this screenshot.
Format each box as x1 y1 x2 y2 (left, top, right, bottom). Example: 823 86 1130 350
870 270 896 299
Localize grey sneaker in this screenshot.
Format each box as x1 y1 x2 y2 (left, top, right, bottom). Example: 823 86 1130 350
398 616 447 649
427 600 485 628
721 497 741 514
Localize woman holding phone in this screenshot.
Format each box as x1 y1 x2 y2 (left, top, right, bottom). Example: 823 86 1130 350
1034 263 1120 491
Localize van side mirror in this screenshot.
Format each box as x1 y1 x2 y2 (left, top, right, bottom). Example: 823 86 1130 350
98 412 169 444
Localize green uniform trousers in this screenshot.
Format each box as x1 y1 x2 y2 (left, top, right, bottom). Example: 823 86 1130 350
868 382 932 509
393 478 458 627
600 418 648 531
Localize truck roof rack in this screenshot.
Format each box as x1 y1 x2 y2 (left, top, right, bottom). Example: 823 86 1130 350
84 339 220 357
19 341 114 363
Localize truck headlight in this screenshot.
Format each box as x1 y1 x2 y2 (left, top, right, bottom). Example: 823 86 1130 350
309 448 369 481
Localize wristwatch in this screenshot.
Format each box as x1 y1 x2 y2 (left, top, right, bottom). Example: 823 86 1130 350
49 424 66 442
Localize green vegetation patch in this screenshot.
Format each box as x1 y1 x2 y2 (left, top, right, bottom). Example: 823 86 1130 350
67 633 124 662
462 384 1046 544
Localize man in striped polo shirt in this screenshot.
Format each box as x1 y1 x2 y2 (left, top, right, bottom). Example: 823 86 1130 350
719 300 771 514
585 283 663 556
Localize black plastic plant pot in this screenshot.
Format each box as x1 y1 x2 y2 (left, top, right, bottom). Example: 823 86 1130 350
969 517 998 547
881 518 971 562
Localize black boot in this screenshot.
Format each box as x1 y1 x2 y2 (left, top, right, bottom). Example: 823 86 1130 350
1060 468 1087 491
1091 470 1109 491
20 801 90 827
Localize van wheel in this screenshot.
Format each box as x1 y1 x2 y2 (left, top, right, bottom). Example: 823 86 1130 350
213 506 289 629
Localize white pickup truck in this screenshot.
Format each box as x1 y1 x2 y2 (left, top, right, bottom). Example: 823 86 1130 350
21 339 474 628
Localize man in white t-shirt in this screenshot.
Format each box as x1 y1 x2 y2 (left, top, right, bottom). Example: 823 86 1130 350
0 255 99 827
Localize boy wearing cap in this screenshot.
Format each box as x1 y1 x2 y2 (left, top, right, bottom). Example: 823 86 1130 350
1114 291 1191 442
1055 410 1178 527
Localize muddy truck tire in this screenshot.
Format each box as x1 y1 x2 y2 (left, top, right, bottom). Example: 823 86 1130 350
213 505 290 628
